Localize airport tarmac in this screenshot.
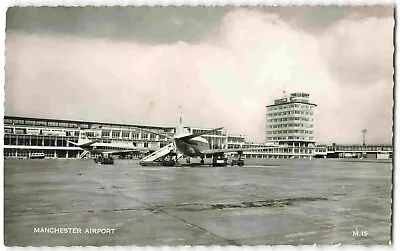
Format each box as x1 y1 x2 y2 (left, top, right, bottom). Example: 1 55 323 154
4 158 392 246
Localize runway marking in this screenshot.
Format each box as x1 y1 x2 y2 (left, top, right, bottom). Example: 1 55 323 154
156 207 239 245
84 176 239 244
148 197 328 212
131 170 391 228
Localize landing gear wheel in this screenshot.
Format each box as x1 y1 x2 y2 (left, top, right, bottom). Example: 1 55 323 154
201 159 205 165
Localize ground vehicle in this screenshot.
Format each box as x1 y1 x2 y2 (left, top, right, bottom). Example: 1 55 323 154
94 156 114 165
29 153 45 159
212 154 228 167
231 159 245 166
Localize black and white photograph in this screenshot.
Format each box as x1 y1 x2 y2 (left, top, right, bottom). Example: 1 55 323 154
3 3 394 246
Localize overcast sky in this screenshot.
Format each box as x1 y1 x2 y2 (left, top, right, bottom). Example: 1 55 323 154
5 6 393 144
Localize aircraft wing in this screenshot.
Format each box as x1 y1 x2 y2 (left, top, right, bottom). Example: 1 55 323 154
67 141 79 146
202 146 280 155
178 127 224 141
102 147 152 155
102 149 139 155
67 140 98 147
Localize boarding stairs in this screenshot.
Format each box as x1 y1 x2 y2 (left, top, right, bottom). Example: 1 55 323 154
139 143 178 166
79 150 90 159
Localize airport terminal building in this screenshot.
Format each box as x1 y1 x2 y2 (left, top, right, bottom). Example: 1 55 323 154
3 111 393 160
3 116 285 159
3 116 175 159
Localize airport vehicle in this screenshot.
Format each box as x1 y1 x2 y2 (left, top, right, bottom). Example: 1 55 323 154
29 153 45 159
67 131 138 164
137 117 279 167
94 156 114 165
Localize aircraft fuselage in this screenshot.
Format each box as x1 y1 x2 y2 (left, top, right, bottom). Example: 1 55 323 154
80 142 137 154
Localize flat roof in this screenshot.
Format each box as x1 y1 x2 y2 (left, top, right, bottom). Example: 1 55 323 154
4 115 176 130
266 101 317 108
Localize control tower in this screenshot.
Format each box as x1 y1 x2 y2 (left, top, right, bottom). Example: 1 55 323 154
265 92 317 157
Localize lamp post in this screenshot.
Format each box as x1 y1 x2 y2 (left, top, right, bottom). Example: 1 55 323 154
362 128 367 159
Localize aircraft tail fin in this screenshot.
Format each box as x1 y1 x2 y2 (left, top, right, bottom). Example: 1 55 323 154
175 114 186 136
69 130 99 146
174 106 192 137
78 130 92 145
133 107 222 142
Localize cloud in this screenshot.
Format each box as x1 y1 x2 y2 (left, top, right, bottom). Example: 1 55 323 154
6 6 229 44
5 8 393 144
320 16 393 87
314 15 393 144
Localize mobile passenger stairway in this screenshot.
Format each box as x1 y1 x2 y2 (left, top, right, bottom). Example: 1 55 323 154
139 143 181 166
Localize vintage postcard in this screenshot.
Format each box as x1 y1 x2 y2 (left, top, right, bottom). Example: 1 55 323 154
3 4 394 246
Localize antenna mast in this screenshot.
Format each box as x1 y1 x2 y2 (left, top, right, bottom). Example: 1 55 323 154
283 83 287 100
362 128 367 146
179 105 183 124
